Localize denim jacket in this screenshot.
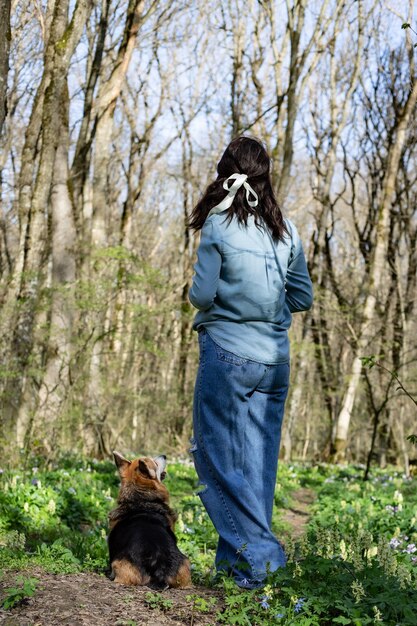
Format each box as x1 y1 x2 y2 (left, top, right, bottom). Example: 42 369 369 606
189 212 313 364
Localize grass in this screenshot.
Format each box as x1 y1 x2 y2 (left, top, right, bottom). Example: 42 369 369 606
0 456 416 624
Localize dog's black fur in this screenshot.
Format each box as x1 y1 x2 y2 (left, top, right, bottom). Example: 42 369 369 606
108 453 191 589
108 504 187 589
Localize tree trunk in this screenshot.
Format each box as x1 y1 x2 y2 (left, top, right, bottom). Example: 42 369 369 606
83 0 147 454
230 11 245 137
0 0 11 135
3 0 92 443
29 84 76 450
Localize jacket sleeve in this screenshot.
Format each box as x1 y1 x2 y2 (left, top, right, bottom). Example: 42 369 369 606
189 219 221 311
285 225 314 313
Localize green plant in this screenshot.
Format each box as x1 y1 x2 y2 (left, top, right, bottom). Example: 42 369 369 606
2 575 39 609
187 593 217 613
187 593 217 626
1 459 416 624
213 464 417 626
144 591 173 612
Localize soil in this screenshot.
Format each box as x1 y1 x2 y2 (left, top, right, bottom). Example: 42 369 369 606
0 570 222 626
280 487 316 541
0 488 315 626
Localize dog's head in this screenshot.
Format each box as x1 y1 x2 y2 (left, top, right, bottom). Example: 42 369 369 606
112 451 168 499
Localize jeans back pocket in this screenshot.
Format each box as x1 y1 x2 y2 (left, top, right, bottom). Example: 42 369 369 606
212 338 249 366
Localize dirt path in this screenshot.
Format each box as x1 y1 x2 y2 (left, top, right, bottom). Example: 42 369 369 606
0 570 222 626
0 489 315 626
280 487 316 541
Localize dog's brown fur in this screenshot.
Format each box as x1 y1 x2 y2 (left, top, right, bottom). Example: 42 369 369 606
109 456 177 531
108 453 191 589
111 558 150 585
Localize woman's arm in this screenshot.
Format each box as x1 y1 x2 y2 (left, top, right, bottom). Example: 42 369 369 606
285 227 314 313
189 219 222 311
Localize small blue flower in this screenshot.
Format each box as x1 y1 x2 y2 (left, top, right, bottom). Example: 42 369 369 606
259 595 270 609
275 613 284 619
31 478 39 486
294 598 305 613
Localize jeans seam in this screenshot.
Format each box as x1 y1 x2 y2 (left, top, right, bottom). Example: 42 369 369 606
195 336 256 572
256 364 271 389
196 442 256 572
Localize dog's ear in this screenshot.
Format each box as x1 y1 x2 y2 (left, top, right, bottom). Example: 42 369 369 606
113 451 131 474
154 455 167 481
137 459 157 480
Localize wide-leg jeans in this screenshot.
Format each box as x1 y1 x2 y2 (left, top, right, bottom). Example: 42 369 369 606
191 328 290 588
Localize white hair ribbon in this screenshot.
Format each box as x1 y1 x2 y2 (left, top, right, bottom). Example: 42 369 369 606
208 173 259 217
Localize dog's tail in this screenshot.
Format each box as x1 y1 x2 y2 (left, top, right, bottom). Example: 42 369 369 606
147 552 169 589
147 579 168 591
143 545 176 589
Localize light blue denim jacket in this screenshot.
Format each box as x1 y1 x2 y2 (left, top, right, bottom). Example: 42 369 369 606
189 212 313 364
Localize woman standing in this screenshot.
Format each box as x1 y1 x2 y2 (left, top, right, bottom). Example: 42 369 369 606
188 136 313 589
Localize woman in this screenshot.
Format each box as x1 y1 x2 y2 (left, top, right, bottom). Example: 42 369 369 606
188 136 313 589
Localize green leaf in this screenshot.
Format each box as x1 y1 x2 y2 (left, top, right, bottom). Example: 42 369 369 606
402 23 411 29
2 576 38 610
360 355 376 369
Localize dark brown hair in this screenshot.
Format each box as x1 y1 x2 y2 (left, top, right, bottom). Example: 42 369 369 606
188 136 289 242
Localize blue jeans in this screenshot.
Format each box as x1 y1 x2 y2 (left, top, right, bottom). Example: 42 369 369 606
191 328 290 588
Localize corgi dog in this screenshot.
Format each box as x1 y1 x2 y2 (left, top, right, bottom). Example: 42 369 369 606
108 452 191 589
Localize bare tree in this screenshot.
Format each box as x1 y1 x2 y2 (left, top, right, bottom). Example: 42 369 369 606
333 20 417 461
0 0 11 135
2 0 93 446
1 0 416 466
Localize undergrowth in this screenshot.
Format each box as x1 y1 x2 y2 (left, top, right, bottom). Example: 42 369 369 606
0 456 415 624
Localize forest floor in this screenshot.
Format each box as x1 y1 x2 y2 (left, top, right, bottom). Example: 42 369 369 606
0 488 315 626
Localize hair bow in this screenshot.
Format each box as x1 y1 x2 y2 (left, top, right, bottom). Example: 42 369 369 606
208 173 259 217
